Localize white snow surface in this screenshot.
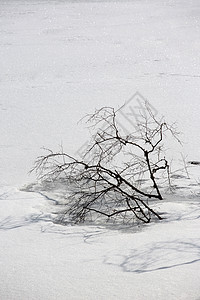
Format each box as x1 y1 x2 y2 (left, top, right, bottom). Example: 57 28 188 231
0 0 200 299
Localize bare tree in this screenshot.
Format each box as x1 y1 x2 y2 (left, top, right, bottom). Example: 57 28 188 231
33 101 180 225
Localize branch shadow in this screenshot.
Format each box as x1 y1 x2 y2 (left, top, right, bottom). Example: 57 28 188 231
104 239 200 273
0 213 52 231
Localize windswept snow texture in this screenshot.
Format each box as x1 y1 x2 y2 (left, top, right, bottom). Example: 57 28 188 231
0 0 200 299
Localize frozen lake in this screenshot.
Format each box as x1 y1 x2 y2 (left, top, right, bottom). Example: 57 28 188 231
0 1 200 300
0 1 200 182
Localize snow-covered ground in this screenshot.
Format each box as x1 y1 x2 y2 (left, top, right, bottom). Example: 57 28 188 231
0 0 200 299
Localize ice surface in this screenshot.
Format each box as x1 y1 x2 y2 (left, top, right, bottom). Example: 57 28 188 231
0 0 200 299
1 0 200 185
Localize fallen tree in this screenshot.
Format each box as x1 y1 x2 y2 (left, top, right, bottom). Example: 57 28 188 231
33 100 180 225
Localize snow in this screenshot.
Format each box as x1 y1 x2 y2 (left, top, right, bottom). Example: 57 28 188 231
0 0 200 299
1 187 200 299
